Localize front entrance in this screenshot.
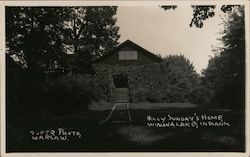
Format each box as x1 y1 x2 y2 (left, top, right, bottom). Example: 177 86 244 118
113 74 128 88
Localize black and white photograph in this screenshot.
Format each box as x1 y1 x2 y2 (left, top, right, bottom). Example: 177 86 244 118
1 1 249 156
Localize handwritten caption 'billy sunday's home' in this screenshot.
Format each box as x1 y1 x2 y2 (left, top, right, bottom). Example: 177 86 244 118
147 113 231 128
29 128 82 141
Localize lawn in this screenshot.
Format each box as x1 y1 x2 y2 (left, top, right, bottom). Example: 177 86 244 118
6 102 245 152
90 102 198 110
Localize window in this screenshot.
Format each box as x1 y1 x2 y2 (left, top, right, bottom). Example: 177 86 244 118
119 51 138 60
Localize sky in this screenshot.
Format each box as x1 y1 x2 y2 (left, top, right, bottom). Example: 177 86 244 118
116 5 224 74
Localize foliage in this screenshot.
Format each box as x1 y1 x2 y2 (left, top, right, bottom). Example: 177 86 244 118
7 72 94 118
190 5 241 28
130 55 201 103
161 6 177 10
62 7 120 74
6 7 120 73
201 6 245 110
6 7 71 70
161 5 241 28
164 55 202 102
189 6 215 28
91 66 115 101
63 7 120 59
93 55 201 103
46 75 93 109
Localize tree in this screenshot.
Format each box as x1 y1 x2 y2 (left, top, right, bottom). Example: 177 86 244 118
6 7 120 73
163 55 201 103
201 6 245 110
6 7 72 71
130 54 201 103
161 5 240 28
62 7 120 73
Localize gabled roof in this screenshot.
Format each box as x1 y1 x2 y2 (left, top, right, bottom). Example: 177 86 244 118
93 39 163 63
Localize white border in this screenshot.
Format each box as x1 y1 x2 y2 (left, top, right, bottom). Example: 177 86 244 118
245 1 250 157
1 0 250 6
1 0 6 157
0 1 249 157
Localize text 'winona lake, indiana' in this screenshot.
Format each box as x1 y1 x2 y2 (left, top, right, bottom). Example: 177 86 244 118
147 113 231 128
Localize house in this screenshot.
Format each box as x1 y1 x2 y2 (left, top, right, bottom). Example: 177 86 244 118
94 39 162 65
93 40 163 89
43 40 162 82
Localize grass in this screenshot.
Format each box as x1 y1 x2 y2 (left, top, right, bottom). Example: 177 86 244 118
201 132 238 146
6 102 245 152
90 102 197 111
117 126 165 145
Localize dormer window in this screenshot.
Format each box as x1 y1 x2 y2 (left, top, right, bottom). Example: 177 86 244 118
119 51 138 60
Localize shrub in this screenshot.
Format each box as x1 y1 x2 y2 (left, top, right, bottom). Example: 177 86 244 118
45 74 92 111
130 88 150 103
7 72 95 119
128 55 202 103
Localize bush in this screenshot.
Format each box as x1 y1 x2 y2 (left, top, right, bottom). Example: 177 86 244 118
7 73 94 119
128 55 202 103
130 88 150 103
45 74 92 111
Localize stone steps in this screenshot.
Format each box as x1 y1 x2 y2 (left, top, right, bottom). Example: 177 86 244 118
110 88 129 103
99 88 132 124
99 103 132 124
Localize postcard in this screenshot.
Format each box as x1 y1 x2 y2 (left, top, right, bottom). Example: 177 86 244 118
1 1 249 157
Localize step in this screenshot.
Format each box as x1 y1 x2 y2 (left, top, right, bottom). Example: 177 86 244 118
111 115 128 118
110 118 129 122
99 102 132 124
114 107 127 110
109 120 130 124
111 112 128 115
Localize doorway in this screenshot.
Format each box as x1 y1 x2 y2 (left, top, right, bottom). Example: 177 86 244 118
113 74 128 88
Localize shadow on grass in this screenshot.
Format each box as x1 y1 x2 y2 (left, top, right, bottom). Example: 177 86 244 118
6 105 245 152
117 125 168 145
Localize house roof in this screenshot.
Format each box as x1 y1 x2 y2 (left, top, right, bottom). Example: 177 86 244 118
93 39 163 63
